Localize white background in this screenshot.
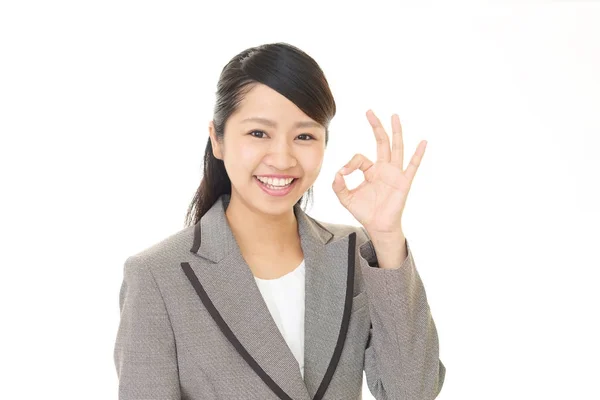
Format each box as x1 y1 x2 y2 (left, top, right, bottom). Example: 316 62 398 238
1 1 599 399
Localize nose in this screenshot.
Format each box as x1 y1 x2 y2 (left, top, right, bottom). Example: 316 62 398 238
264 137 297 171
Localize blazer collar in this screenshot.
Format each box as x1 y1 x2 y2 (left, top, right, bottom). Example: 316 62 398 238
190 193 334 262
181 193 357 400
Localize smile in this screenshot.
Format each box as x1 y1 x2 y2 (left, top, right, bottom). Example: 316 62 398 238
253 176 299 196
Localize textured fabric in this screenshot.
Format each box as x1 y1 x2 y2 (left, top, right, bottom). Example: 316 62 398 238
254 260 306 379
113 193 446 399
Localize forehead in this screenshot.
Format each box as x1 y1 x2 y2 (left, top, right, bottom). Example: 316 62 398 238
231 83 319 126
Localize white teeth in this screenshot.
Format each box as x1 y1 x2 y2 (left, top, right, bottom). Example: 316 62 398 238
256 177 295 190
256 176 294 187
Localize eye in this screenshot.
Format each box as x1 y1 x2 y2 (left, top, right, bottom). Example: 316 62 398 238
249 130 267 138
297 134 315 141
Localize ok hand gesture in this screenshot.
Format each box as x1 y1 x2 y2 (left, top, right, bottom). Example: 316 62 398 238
332 110 427 238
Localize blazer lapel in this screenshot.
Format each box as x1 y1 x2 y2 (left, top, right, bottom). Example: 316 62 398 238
296 202 356 400
180 194 357 400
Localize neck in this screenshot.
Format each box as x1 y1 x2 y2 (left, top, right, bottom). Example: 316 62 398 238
224 194 299 254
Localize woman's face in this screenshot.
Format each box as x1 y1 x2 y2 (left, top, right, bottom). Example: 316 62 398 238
209 83 327 217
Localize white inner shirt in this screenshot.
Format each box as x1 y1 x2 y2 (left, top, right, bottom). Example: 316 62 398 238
253 259 306 378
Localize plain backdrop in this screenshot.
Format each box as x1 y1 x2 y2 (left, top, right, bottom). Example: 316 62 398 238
1 1 599 399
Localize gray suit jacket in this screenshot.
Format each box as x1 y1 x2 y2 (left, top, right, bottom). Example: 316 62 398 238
114 194 445 399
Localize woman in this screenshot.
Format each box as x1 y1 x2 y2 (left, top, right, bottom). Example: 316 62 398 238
114 42 446 400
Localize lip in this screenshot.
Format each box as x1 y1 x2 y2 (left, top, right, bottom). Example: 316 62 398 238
254 176 299 197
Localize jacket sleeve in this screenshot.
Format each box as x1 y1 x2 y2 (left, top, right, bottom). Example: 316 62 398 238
113 255 181 399
359 227 446 400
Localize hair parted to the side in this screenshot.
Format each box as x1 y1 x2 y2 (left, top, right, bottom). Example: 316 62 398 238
183 42 337 227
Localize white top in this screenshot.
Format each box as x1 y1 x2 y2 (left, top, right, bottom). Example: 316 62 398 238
254 260 306 378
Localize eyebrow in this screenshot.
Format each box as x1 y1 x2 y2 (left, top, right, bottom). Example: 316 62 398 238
240 117 322 129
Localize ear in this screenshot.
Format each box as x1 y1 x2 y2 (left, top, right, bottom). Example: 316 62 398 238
208 121 223 160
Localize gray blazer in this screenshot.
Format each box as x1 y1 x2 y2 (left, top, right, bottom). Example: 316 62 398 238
113 194 446 399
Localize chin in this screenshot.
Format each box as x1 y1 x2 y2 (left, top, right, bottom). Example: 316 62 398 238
254 195 301 215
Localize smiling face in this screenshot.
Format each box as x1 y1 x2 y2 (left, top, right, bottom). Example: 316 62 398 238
208 83 327 217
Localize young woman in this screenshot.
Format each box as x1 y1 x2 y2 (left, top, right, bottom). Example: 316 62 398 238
114 42 446 400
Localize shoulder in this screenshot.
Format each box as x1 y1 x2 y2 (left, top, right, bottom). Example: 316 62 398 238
121 224 196 275
308 216 370 246
306 215 377 266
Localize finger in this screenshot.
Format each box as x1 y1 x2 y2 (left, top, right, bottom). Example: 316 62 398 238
333 153 374 207
340 153 374 177
391 114 404 167
332 171 352 208
366 109 391 163
404 140 427 184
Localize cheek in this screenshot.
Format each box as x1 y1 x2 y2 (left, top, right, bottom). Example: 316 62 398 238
238 147 263 174
239 146 261 162
224 143 262 177
299 147 325 175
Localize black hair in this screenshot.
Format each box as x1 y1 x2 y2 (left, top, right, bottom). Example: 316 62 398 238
184 42 336 227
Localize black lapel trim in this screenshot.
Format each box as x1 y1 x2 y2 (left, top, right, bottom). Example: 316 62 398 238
181 261 295 400
312 231 356 400
181 231 357 400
